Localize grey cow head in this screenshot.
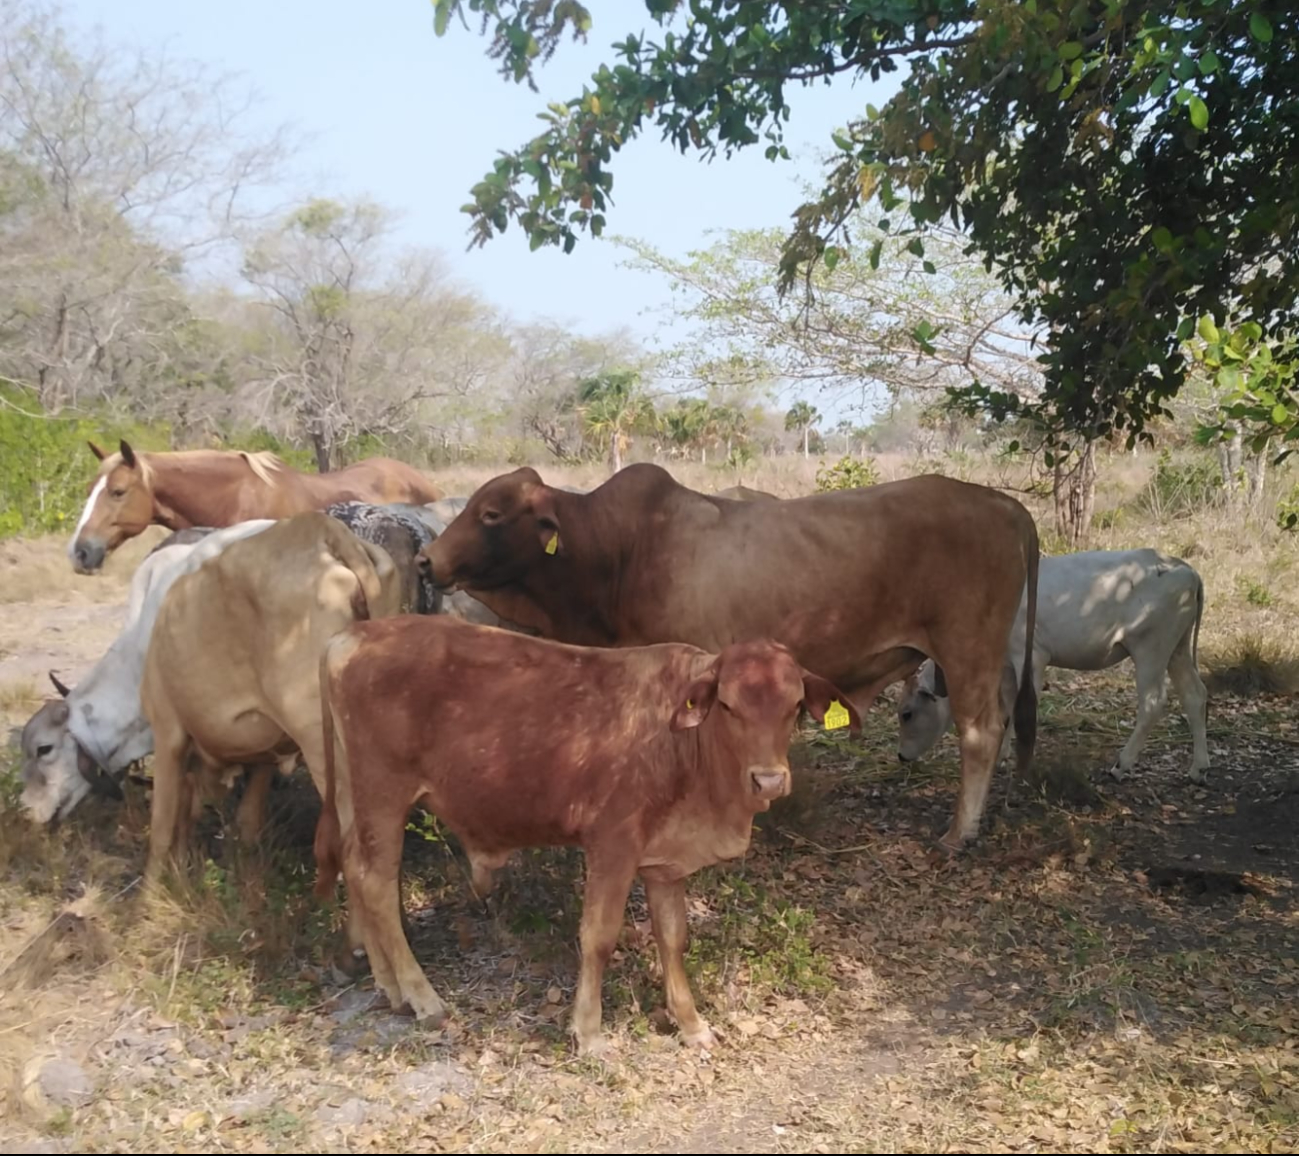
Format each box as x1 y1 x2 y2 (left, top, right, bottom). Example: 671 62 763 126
19 676 122 825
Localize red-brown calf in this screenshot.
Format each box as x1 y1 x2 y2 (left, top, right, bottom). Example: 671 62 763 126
313 615 861 1056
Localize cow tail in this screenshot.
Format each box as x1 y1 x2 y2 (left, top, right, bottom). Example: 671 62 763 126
1012 515 1040 779
1192 568 1208 737
325 517 383 621
313 644 344 900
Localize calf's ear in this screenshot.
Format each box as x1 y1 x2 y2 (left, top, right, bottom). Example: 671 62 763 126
931 663 948 699
800 672 863 734
529 486 563 556
670 670 719 731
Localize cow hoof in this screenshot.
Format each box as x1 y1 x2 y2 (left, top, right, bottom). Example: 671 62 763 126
1188 766 1209 785
1105 764 1128 783
575 1033 613 1060
411 994 450 1027
681 1024 719 1051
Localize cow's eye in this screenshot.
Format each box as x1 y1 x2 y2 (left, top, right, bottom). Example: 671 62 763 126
480 509 502 525
900 710 913 723
36 744 53 757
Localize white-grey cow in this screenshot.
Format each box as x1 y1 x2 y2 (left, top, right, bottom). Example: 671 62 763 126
897 548 1210 781
18 520 275 824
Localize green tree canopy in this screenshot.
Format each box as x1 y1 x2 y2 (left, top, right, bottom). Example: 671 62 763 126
434 0 1299 447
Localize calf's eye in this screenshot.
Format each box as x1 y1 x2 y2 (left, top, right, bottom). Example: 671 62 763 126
37 744 53 757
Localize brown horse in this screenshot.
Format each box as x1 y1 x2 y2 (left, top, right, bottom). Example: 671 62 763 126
68 440 442 573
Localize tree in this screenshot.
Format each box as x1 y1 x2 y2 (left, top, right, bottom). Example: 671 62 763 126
0 0 290 411
785 400 820 459
434 0 1299 448
575 369 655 472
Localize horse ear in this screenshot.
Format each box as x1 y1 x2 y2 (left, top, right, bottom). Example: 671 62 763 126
88 441 107 461
119 439 137 468
49 671 72 698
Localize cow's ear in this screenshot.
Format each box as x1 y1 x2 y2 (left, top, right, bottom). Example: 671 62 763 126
75 743 123 800
931 664 948 699
530 487 562 556
800 673 863 734
670 671 719 731
88 440 107 461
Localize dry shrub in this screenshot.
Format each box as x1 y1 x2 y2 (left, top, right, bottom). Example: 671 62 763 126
0 525 171 605
1203 630 1299 696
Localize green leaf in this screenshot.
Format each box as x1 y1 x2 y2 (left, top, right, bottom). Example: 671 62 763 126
1151 226 1173 252
1176 317 1195 342
1271 404 1287 425
1249 12 1273 43
1047 64 1063 92
1189 95 1209 131
1150 69 1171 98
868 239 883 270
433 0 451 37
1197 316 1220 343
823 245 840 272
923 260 937 274
906 238 925 258
1197 49 1220 76
1058 41 1083 61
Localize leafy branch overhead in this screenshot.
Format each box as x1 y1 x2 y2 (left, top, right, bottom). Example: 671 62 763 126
434 0 1299 445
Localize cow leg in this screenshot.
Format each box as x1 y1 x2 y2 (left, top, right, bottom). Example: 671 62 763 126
235 764 276 845
571 850 638 1057
1117 658 1168 775
942 687 1006 850
644 876 714 1050
350 828 448 1025
1167 632 1210 782
146 721 190 882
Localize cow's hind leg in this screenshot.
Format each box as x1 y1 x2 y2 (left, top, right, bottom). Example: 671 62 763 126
1167 626 1210 782
145 718 191 883
1115 657 1168 777
645 876 714 1050
350 821 447 1025
942 678 1007 850
571 847 639 1057
235 763 276 845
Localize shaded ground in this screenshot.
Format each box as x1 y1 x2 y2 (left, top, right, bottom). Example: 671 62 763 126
1 598 1297 1152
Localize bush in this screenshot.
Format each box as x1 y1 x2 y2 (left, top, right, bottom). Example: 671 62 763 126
1135 449 1223 519
1276 482 1299 532
815 455 880 492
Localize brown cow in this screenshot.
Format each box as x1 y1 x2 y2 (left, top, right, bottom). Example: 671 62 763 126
313 615 861 1056
419 463 1040 849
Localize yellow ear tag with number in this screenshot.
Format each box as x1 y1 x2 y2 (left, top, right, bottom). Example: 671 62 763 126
544 533 558 555
824 699 850 730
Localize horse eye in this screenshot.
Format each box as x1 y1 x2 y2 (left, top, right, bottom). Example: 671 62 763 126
36 744 53 757
111 488 126 498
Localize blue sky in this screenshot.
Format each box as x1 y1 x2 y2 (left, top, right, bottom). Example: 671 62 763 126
66 0 901 420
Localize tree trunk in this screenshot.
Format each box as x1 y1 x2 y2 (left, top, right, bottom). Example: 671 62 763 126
611 433 623 474
803 424 810 458
311 429 332 473
1053 441 1097 548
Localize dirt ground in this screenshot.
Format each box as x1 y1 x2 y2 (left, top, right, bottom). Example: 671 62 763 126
1 497 1298 1153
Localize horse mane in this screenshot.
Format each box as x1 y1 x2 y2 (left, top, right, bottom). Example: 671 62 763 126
238 450 287 487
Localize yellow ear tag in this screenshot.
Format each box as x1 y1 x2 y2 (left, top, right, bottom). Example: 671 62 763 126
544 533 558 555
686 698 695 710
824 700 850 730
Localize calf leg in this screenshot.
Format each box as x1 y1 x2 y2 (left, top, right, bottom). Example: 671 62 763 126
1167 635 1210 782
350 825 448 1025
571 849 639 1057
1117 658 1168 775
644 876 714 1050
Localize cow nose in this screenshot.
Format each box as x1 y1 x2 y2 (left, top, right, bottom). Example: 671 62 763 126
416 553 433 580
749 767 789 801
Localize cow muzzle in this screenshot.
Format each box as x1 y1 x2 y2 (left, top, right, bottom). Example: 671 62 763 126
416 551 456 593
748 767 790 802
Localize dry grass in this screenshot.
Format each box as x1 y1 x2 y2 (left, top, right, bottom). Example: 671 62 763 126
0 524 172 605
1 446 1297 1153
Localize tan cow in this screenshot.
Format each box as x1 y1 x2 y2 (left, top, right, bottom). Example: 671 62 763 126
139 511 403 878
313 615 861 1055
420 463 1040 849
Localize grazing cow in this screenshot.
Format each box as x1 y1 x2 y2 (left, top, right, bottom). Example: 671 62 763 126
419 463 1040 849
897 549 1210 779
19 521 276 826
714 484 779 502
68 439 441 573
139 512 403 877
312 615 862 1054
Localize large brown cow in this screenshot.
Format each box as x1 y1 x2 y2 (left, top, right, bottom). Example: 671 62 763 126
313 615 861 1056
419 463 1040 849
140 511 403 878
